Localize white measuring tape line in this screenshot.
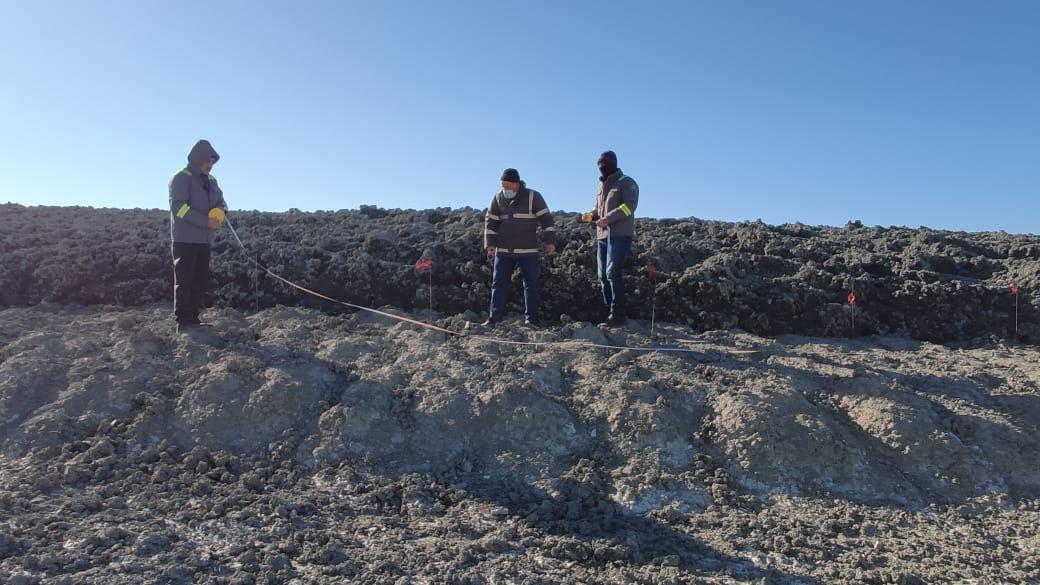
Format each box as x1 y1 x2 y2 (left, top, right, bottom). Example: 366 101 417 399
224 217 758 356
227 218 458 335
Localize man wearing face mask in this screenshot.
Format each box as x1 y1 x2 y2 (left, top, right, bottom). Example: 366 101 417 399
581 150 639 326
483 168 557 326
169 139 227 333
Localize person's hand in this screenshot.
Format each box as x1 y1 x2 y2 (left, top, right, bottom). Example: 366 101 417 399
207 218 222 230
486 246 496 258
596 218 610 229
545 244 556 256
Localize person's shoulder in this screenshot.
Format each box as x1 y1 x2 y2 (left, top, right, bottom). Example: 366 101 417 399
169 168 192 186
619 175 638 192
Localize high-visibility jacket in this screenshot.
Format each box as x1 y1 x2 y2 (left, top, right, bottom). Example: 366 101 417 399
169 139 226 244
590 169 639 240
484 186 556 257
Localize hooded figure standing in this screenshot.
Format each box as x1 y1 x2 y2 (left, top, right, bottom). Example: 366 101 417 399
483 168 557 326
582 150 639 326
168 139 227 332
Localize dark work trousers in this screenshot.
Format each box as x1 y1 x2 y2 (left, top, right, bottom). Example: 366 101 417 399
489 255 541 320
172 242 211 325
596 236 632 315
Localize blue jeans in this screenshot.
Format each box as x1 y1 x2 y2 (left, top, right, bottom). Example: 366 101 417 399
597 236 632 314
490 255 541 320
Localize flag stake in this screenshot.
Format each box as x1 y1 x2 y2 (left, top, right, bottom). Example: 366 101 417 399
647 263 660 335
848 290 857 334
1012 284 1021 340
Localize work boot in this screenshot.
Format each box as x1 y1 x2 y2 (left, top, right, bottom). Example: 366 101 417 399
179 321 212 331
524 316 542 327
176 324 225 348
176 322 197 334
603 312 627 327
481 316 503 327
176 320 214 334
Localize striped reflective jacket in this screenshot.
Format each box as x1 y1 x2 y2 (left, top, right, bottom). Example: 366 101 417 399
484 187 556 257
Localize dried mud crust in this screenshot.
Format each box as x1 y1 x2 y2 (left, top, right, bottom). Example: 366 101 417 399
0 305 1038 583
2 203 1039 343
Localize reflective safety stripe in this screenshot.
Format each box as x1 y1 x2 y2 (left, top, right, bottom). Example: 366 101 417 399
618 203 633 217
176 203 191 219
179 168 191 176
485 229 498 234
535 208 549 217
512 248 539 254
512 213 537 219
543 227 556 232
486 214 500 220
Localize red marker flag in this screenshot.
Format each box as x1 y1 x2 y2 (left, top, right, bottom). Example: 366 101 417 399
646 263 660 282
847 291 857 305
415 259 433 271
1012 284 1020 296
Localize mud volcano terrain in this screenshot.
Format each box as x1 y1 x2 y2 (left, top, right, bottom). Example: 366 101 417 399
0 303 1038 584
2 203 1040 343
1 205 1039 583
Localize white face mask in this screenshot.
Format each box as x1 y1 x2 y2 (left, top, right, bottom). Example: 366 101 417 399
502 189 517 199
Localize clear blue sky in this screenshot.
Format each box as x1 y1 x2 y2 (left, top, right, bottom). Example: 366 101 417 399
2 1 1038 232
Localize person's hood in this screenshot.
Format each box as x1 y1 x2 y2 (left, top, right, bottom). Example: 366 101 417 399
597 150 618 180
187 140 220 174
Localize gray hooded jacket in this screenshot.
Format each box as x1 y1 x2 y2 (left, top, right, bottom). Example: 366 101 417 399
169 140 226 244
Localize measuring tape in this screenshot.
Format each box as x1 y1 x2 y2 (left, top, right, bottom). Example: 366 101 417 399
224 216 759 356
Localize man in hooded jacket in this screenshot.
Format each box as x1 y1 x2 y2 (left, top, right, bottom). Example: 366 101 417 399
582 150 639 326
168 139 227 331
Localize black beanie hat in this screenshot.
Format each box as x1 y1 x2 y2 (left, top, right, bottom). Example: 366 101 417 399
500 168 521 182
598 151 618 166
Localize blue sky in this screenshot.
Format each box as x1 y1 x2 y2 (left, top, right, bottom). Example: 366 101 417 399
2 1 1038 232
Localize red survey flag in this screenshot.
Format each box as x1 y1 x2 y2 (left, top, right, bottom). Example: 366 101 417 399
415 259 433 271
646 263 660 281
1012 284 1020 296
847 292 857 305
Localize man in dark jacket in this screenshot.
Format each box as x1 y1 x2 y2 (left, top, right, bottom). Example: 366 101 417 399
169 139 227 332
582 150 639 326
483 168 557 326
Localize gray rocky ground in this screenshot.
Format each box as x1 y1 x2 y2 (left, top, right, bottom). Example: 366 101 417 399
1 304 1038 584
2 204 1040 343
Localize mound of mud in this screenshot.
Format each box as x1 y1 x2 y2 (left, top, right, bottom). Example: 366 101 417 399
2 203 1039 343
1 305 1038 583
